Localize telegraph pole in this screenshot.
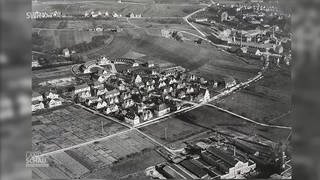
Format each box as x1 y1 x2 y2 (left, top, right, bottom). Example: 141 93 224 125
164 127 167 140
101 121 104 134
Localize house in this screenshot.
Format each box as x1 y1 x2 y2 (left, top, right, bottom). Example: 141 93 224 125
96 86 108 96
146 80 156 86
122 99 134 109
62 48 70 58
152 69 159 75
241 46 263 56
140 110 153 122
98 57 110 65
106 96 119 105
125 112 140 126
158 81 166 89
32 100 45 112
154 104 170 117
196 88 210 102
186 86 195 94
46 92 59 99
163 86 173 95
32 92 43 102
189 74 197 81
169 78 178 85
141 93 151 102
78 90 91 98
134 103 147 114
159 76 167 82
96 101 107 109
118 83 126 91
104 104 119 115
74 84 91 95
147 85 155 92
177 82 186 90
121 92 132 100
48 98 62 108
134 75 142 84
132 62 139 67
85 97 101 106
177 90 186 99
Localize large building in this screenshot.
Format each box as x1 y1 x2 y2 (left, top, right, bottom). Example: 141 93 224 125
203 146 256 179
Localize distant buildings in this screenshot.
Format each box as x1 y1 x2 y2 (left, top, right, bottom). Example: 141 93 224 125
62 48 70 58
223 77 237 89
32 91 63 112
127 12 142 18
195 18 208 22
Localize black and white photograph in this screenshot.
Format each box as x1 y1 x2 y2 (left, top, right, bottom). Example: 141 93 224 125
5 0 320 180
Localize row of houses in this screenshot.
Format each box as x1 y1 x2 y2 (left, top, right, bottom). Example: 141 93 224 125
32 91 62 112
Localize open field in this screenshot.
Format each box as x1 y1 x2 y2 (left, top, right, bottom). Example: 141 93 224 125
139 116 206 145
32 105 128 153
87 149 165 179
216 67 292 126
33 130 161 179
90 29 260 81
140 105 291 147
32 65 75 91
32 29 103 49
33 19 134 29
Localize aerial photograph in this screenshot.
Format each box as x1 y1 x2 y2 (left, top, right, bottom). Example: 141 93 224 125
31 0 292 179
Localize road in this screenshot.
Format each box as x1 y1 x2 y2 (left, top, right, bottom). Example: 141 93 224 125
206 104 292 130
183 7 208 37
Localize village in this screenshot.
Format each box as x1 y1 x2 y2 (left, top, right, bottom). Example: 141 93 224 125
29 0 292 179
32 56 232 127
